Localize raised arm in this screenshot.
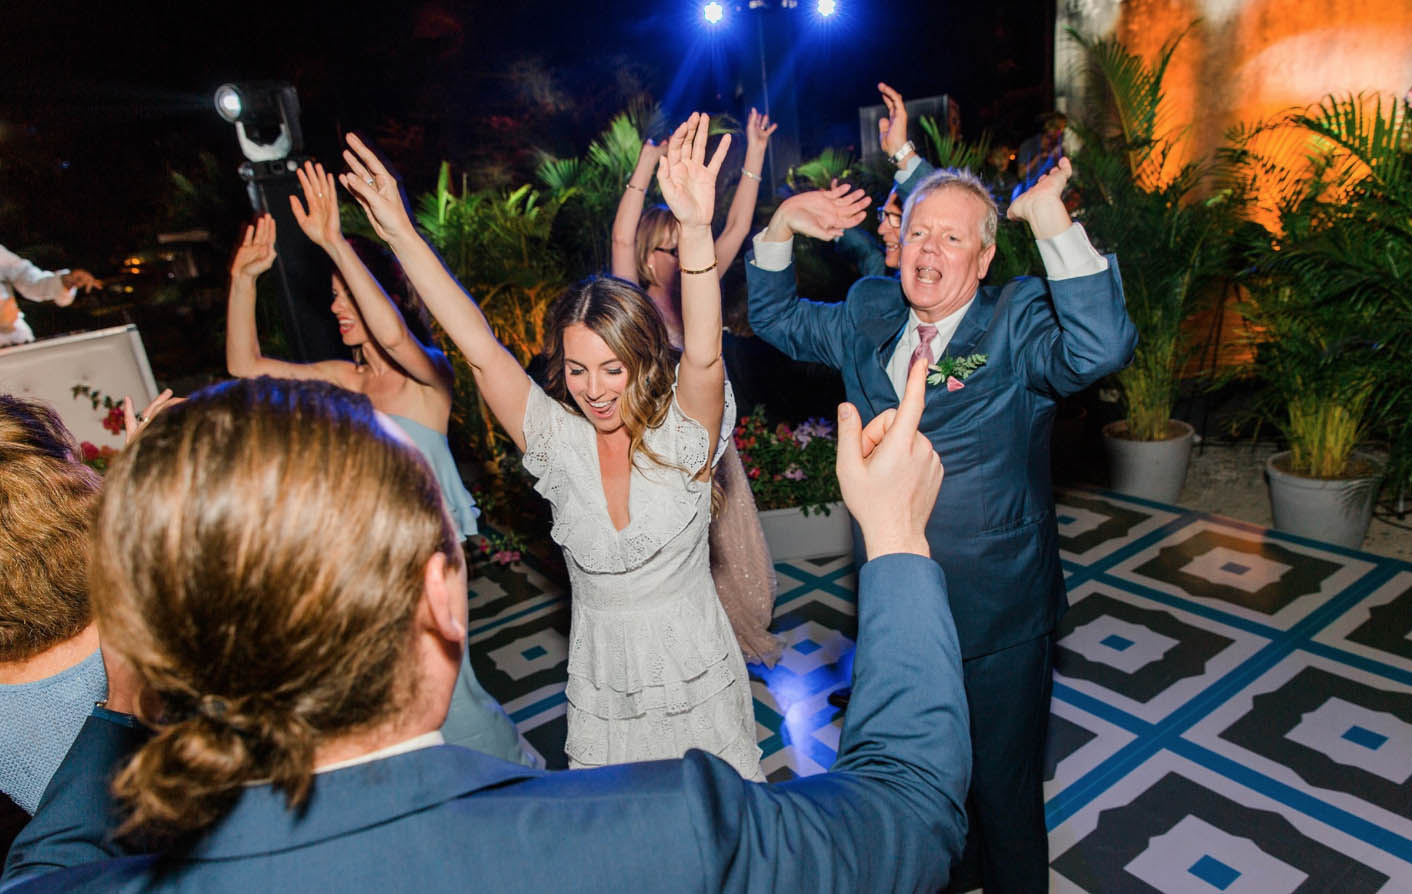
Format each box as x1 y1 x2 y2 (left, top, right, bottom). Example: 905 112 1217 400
609 139 665 281
712 108 776 273
339 135 533 451
744 183 871 368
290 161 449 391
224 215 354 384
1007 158 1135 393
656 114 729 439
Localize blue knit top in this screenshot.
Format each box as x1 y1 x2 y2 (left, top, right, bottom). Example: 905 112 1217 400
0 648 107 814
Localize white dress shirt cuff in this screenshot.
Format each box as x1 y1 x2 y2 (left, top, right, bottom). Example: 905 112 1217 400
894 154 924 183
1035 222 1108 280
750 230 795 272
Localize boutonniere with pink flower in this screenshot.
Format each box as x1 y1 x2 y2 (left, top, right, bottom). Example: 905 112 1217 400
927 353 987 391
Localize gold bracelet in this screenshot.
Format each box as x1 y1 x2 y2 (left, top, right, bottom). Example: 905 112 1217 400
681 260 718 275
626 182 647 192
741 169 762 181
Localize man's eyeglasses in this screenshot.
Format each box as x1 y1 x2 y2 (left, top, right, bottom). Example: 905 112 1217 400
877 209 902 228
653 246 678 258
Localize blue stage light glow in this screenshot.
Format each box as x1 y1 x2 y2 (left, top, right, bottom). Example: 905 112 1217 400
702 2 724 25
817 0 836 16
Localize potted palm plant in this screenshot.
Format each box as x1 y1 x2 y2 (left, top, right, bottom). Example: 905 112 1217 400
1230 92 1411 547
1068 29 1241 503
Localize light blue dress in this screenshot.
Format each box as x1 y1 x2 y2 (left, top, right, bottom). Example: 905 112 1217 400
386 414 481 540
387 414 534 767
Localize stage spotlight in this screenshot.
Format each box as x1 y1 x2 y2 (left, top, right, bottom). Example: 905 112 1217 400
212 82 304 164
214 84 243 123
817 0 836 15
703 2 724 24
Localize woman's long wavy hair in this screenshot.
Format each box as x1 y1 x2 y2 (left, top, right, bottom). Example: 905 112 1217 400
543 276 681 474
90 377 461 846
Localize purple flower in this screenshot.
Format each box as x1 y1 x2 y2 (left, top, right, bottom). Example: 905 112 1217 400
783 464 807 481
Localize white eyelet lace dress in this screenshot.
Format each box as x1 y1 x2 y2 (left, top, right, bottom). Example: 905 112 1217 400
521 379 763 780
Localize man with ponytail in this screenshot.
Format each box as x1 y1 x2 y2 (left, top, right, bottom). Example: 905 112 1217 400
4 361 972 892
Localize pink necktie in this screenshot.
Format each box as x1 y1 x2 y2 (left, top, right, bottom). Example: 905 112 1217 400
909 323 938 369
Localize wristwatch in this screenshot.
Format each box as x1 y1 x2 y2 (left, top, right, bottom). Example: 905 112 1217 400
889 140 916 166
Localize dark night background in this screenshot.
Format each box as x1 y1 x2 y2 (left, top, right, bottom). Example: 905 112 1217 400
1 0 1050 267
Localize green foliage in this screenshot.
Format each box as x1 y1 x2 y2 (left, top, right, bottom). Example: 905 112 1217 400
788 148 855 191
918 116 991 172
535 101 666 273
1230 93 1412 484
411 162 572 466
732 408 841 515
1068 27 1241 441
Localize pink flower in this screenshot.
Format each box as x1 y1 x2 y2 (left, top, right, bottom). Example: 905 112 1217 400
783 465 807 481
946 376 965 392
101 406 125 435
491 549 521 565
80 441 100 461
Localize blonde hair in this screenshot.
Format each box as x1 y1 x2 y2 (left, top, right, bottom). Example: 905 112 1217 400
633 205 679 288
902 167 1000 248
91 377 461 844
0 396 100 662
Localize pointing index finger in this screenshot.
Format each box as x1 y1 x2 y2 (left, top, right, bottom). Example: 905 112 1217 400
893 356 929 436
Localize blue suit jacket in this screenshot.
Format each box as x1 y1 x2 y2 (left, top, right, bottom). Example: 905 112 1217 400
2 555 970 893
747 252 1134 659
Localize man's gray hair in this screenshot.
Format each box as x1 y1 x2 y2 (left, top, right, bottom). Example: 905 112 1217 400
900 168 999 248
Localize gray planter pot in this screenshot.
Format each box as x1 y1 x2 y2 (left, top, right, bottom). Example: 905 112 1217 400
1101 419 1195 504
757 501 852 561
1265 451 1382 549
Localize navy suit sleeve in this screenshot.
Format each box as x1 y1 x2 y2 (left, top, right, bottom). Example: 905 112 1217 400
685 554 970 892
833 227 887 278
2 712 145 887
744 252 849 371
1015 256 1136 397
895 158 935 201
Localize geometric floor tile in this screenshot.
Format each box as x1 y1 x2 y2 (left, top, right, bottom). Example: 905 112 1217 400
1108 519 1378 630
1048 751 1402 893
1056 490 1181 566
1315 570 1412 675
1183 652 1412 842
1054 581 1269 724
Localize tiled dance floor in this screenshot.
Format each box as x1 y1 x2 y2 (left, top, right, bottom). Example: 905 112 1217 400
466 487 1412 891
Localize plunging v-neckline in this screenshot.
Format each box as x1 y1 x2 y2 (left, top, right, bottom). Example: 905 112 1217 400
595 431 633 533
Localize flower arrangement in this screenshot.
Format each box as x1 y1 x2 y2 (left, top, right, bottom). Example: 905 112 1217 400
733 407 840 515
70 384 125 473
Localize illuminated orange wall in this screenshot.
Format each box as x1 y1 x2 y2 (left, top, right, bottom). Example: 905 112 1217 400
1057 0 1412 174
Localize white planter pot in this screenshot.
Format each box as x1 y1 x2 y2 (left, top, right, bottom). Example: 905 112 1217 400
1102 419 1195 504
1266 451 1382 549
757 501 853 561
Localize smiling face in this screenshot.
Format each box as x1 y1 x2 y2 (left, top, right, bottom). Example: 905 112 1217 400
562 322 630 434
899 187 996 322
878 190 904 269
330 274 369 347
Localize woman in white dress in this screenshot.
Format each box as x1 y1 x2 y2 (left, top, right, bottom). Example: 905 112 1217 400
340 114 761 778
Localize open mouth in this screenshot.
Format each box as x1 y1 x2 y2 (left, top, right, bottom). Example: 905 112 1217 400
336 318 356 334
914 265 941 284
585 397 617 419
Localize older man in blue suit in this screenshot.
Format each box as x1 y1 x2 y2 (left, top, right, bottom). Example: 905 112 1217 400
2 365 969 893
746 135 1135 889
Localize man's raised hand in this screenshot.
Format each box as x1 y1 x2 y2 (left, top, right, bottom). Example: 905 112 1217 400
836 357 941 560
763 181 871 243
